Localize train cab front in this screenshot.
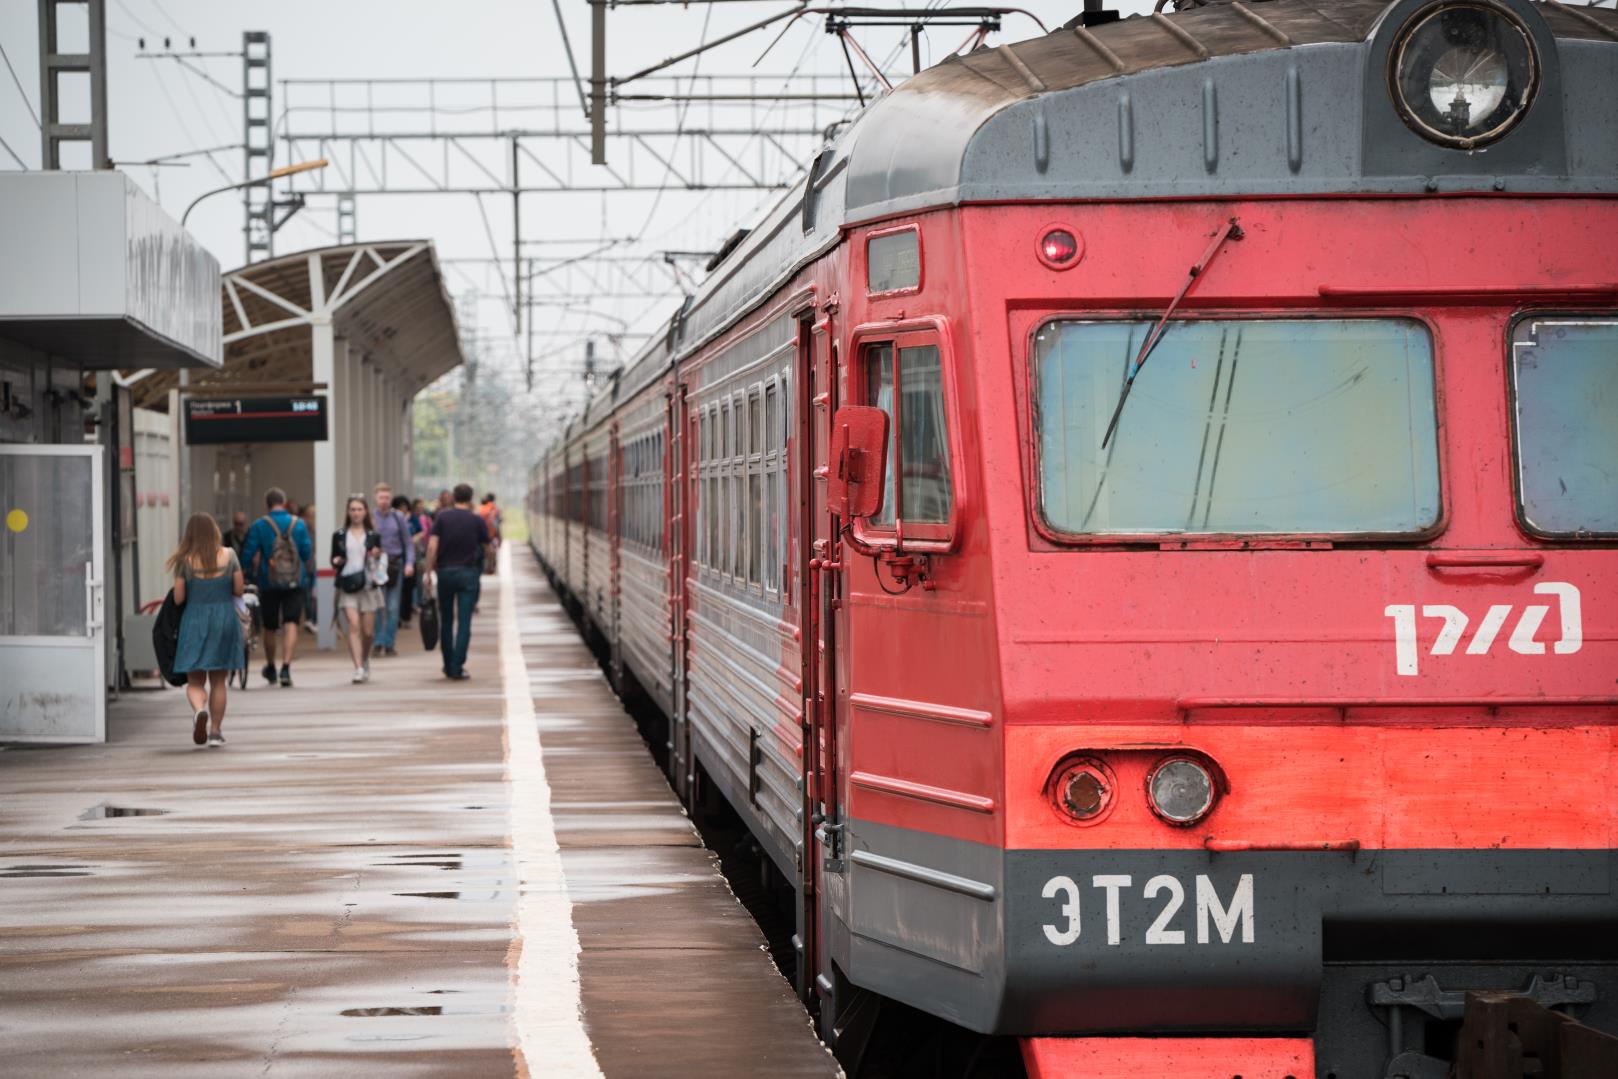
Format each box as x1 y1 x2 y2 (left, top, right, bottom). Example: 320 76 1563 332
823 0 1618 1074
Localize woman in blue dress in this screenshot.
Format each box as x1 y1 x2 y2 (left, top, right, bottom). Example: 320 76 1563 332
170 513 245 747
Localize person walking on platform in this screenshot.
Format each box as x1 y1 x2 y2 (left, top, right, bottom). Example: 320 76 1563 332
409 497 433 618
241 487 313 687
332 495 384 684
168 513 245 747
222 510 248 556
392 494 418 629
371 482 414 656
424 483 491 681
299 502 319 632
477 493 502 543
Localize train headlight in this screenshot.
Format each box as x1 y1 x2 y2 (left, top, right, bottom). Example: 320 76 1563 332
1389 2 1538 150
1147 757 1216 825
1049 757 1115 825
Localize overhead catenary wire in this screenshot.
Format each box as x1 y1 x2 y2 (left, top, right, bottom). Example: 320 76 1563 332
633 1 718 238
112 0 161 37
143 0 187 34
473 192 519 334
550 0 591 120
0 38 41 130
0 130 30 170
147 61 234 184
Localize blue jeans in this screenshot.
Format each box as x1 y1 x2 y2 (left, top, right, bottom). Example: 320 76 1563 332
436 566 481 676
375 574 403 648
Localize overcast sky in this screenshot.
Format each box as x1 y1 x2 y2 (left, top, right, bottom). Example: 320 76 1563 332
0 0 1153 419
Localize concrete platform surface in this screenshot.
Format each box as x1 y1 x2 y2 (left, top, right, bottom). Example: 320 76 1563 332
0 549 839 1078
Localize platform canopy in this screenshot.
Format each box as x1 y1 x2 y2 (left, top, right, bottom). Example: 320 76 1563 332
126 240 460 409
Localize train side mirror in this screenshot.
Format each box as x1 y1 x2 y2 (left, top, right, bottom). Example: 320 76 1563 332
828 405 889 520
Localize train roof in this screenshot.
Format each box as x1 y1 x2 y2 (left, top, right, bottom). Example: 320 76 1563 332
566 0 1618 435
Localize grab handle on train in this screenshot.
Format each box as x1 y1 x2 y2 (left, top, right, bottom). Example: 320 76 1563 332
1204 838 1360 853
1425 552 1544 572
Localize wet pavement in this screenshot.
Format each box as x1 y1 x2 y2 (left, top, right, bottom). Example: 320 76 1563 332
0 551 840 1078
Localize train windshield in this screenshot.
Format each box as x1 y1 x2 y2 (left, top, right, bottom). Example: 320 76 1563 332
1510 317 1618 537
1032 318 1440 536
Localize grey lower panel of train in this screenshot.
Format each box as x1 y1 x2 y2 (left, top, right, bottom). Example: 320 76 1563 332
834 818 1616 1073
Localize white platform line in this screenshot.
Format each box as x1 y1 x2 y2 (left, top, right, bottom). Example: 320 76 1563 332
499 547 604 1078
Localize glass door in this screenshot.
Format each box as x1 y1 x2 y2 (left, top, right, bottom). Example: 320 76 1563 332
0 444 106 742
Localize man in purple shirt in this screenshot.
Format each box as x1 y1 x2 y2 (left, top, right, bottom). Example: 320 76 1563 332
425 483 491 680
372 481 415 656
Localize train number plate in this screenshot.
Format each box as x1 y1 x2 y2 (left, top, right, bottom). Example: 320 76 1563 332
1039 873 1255 947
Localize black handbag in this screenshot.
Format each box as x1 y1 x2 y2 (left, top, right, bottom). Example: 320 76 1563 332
152 589 187 687
418 595 440 651
337 571 368 594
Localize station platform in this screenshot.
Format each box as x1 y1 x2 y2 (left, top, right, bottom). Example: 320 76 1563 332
0 549 839 1078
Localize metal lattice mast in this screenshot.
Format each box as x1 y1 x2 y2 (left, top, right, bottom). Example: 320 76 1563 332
242 31 272 262
38 0 109 169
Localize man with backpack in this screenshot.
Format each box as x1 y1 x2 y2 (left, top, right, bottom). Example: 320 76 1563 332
241 487 314 687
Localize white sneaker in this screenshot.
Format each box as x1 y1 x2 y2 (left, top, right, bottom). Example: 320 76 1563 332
351 668 365 683
360 666 370 683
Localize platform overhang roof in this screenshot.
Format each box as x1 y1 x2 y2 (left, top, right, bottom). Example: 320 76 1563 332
127 240 462 410
0 172 221 370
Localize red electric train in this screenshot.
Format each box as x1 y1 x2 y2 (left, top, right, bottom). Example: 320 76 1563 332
527 0 1618 1074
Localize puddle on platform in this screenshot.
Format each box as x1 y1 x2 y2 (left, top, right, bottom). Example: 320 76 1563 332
79 804 169 820
394 889 513 902
342 1003 512 1017
1 863 93 878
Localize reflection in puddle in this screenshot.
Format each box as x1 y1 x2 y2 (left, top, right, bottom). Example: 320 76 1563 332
342 1003 513 1017
394 890 512 901
79 804 169 820
1 864 92 878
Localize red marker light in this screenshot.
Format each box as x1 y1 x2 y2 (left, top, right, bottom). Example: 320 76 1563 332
1049 757 1115 825
1038 227 1081 269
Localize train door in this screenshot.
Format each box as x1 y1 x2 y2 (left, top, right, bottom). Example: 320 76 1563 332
799 306 846 1011
671 384 694 804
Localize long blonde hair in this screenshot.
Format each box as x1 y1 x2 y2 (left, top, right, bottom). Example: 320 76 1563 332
167 513 224 577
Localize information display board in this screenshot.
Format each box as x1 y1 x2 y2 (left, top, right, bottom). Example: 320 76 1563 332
184 396 329 445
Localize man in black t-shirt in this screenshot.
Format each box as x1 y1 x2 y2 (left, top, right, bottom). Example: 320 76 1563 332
424 483 492 680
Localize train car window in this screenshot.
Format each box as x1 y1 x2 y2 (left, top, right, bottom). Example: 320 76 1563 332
1032 318 1440 536
899 345 951 523
732 395 745 580
862 341 952 528
867 228 921 294
765 383 780 592
1509 317 1618 538
707 407 719 570
865 344 898 526
720 403 732 575
654 432 664 552
748 388 763 586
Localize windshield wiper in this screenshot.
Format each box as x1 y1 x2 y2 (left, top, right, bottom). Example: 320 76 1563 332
1100 217 1245 449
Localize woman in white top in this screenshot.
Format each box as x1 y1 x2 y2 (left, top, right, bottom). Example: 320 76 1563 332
330 495 383 683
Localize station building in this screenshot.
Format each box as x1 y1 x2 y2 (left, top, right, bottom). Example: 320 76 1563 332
0 170 220 743
2 170 462 741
